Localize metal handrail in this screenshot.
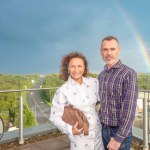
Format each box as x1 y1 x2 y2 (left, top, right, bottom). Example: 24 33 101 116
139 89 150 93
138 90 150 150
0 87 59 93
19 96 24 144
143 97 149 150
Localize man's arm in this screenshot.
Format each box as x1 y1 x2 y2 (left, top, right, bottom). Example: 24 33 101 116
114 69 138 143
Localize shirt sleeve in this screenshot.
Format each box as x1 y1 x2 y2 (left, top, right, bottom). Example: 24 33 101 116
114 70 138 143
49 87 74 139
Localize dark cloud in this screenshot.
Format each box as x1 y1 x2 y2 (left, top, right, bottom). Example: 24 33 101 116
0 0 150 74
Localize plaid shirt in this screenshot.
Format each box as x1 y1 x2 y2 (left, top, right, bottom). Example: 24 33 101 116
98 60 138 143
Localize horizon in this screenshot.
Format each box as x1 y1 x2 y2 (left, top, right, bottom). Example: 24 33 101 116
1 72 150 76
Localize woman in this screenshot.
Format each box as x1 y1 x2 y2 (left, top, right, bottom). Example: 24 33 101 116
50 52 104 150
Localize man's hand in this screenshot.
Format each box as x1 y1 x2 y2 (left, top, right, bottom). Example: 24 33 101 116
107 138 121 150
72 122 83 135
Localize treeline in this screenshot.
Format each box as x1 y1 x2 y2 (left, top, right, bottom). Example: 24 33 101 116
0 74 40 131
138 73 150 90
39 74 64 105
40 73 150 104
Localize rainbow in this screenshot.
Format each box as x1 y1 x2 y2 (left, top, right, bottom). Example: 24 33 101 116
114 2 150 72
135 35 150 72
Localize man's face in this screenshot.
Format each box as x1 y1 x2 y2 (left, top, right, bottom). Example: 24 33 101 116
100 39 120 69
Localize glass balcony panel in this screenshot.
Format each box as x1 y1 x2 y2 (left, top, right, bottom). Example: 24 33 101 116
0 92 19 133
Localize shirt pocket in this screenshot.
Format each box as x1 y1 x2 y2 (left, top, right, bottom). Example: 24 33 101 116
112 82 123 109
111 82 122 96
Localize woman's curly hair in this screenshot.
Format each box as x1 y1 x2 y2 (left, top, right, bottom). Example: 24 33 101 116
60 52 89 81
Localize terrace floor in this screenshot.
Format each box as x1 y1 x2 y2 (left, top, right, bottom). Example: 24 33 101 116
9 135 70 150
7 135 137 150
0 124 143 150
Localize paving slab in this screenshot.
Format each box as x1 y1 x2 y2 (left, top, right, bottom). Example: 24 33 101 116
7 135 135 150
9 135 70 150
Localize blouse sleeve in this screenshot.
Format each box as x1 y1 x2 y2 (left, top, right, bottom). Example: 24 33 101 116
95 78 100 102
49 87 73 135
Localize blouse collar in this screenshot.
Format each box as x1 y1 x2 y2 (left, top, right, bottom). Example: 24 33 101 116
68 76 89 87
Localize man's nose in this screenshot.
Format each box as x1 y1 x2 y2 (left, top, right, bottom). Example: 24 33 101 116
107 49 111 55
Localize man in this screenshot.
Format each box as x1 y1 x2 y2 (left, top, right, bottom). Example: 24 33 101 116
98 36 138 150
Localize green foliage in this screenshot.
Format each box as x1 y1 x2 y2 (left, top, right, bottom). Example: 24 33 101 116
42 74 64 88
0 92 19 126
24 105 36 127
0 74 39 129
0 74 40 90
88 73 98 78
138 73 150 90
39 74 64 105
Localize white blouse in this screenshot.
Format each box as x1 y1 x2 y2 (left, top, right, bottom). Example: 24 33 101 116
50 76 101 140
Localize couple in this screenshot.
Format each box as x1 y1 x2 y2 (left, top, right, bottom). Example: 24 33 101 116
50 36 138 150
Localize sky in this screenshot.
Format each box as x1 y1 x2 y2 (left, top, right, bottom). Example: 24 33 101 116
0 0 150 75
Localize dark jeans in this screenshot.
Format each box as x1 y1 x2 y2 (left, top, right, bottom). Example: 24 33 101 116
102 124 132 150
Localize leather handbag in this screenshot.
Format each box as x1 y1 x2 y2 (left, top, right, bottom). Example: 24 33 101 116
62 105 89 135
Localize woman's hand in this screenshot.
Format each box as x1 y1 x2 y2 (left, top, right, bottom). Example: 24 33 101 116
72 122 83 135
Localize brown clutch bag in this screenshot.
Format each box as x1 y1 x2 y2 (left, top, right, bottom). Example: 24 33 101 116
62 105 89 135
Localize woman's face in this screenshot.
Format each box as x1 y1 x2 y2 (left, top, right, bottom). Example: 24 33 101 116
68 57 85 84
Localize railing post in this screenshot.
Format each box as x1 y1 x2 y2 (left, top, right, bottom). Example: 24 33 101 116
49 89 52 103
19 95 24 144
143 97 149 150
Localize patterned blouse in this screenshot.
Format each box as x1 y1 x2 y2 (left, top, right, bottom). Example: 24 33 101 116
50 76 101 140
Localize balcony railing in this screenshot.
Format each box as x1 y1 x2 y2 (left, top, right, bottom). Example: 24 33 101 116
0 88 150 150
137 90 150 150
0 88 58 144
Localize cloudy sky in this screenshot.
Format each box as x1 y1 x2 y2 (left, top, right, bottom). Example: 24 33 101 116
0 0 150 74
